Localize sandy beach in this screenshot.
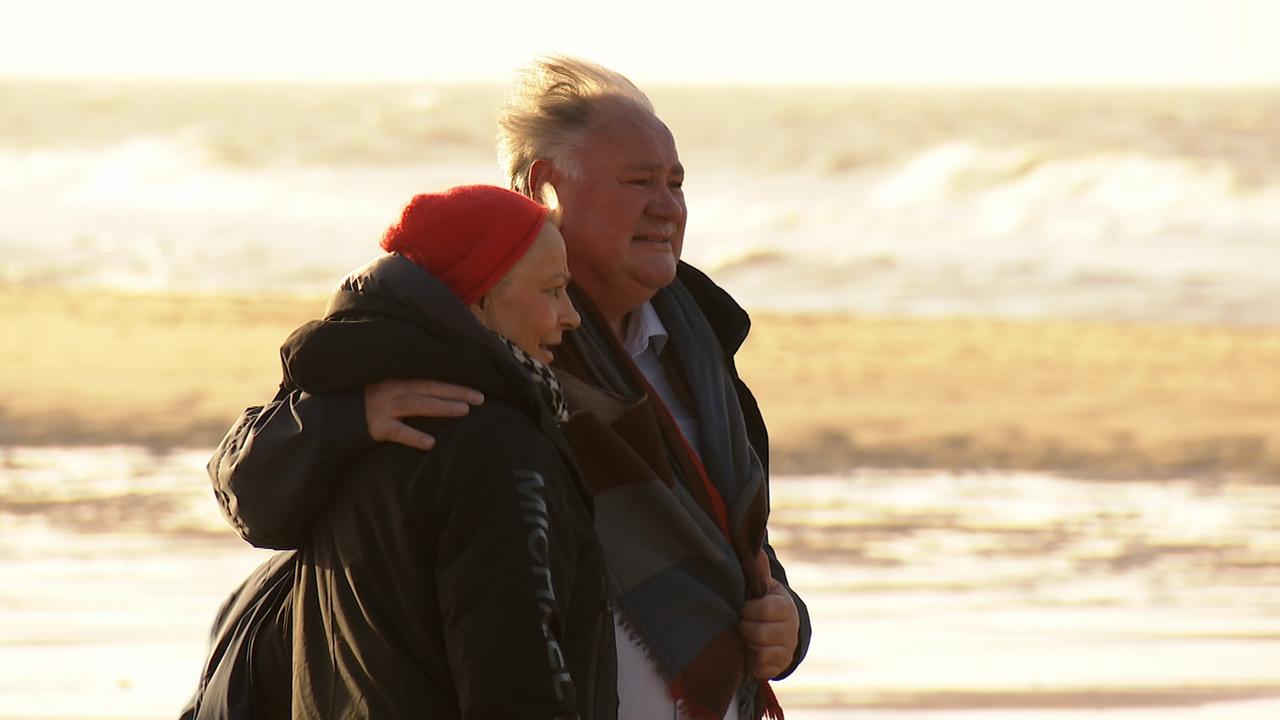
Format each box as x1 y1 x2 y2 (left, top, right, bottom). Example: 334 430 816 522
5 286 1278 479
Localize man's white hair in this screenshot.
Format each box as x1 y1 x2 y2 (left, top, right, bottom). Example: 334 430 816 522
497 55 655 199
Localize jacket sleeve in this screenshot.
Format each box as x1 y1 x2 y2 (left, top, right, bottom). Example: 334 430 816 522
431 416 582 719
208 386 373 549
737 380 812 679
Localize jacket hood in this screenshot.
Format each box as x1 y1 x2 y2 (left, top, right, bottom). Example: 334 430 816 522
280 253 544 421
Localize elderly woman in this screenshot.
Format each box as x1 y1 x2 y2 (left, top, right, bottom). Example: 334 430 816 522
185 185 613 719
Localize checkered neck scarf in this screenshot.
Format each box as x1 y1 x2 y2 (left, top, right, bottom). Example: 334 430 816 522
492 332 569 425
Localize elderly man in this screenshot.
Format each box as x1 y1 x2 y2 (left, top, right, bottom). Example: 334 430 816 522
208 57 809 719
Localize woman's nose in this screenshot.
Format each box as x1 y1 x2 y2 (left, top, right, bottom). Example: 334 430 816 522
560 296 581 330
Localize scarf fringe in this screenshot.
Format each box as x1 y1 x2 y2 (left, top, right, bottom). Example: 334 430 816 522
671 677 785 720
670 678 724 720
617 611 727 720
757 679 784 720
613 603 674 682
620 603 785 720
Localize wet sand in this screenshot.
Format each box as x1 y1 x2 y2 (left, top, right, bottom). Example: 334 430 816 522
3 449 1279 719
4 287 1280 478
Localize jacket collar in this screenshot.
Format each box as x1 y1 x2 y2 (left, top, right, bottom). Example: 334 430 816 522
675 261 751 357
328 253 497 350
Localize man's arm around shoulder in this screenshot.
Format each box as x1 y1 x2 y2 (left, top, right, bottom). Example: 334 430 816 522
209 378 484 549
209 386 372 549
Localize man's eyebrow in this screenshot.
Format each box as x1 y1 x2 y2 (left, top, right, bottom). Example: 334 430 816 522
552 271 572 283
623 162 685 174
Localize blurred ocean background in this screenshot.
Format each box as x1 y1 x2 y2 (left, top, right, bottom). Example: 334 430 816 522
3 81 1279 323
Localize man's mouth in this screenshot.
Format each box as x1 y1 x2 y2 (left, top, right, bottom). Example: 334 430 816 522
634 224 677 245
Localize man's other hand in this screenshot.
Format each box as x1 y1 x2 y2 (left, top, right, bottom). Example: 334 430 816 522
739 552 801 680
364 379 484 450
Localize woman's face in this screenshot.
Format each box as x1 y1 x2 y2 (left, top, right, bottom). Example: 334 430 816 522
472 219 581 364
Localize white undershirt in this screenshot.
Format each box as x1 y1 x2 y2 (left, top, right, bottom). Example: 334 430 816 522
615 302 739 720
624 301 701 457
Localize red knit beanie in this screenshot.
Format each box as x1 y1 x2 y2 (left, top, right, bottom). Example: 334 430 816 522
381 185 549 305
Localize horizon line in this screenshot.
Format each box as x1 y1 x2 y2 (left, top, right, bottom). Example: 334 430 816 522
4 72 1280 91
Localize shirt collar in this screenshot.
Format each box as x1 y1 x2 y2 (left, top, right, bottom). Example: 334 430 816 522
622 301 669 359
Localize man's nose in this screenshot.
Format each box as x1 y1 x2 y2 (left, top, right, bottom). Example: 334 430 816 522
648 185 683 220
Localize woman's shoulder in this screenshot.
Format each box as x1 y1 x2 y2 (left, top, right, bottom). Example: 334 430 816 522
450 398 544 439
432 400 563 475
414 401 584 523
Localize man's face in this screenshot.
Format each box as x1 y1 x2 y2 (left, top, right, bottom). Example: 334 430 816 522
552 104 686 319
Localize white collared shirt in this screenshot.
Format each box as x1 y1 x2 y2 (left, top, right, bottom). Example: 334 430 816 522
624 301 700 457
613 302 739 720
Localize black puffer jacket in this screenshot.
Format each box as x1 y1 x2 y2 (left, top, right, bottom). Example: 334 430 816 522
272 255 613 719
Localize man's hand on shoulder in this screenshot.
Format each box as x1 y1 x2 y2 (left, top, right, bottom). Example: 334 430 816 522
364 378 484 450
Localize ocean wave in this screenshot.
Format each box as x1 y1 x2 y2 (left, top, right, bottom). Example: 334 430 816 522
0 81 501 169
3 83 1279 322
680 143 1280 323
0 140 503 291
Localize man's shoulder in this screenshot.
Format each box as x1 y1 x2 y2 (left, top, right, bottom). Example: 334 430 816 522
675 261 723 302
675 261 751 355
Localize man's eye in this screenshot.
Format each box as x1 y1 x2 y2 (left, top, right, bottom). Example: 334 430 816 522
669 180 684 190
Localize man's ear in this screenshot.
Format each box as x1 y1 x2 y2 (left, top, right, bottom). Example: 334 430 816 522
529 159 555 198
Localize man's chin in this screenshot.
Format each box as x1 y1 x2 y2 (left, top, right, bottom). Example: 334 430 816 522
631 260 679 291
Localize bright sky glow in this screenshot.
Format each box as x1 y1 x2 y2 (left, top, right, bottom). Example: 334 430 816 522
2 0 1279 85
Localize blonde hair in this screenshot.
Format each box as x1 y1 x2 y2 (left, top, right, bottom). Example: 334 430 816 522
497 55 655 199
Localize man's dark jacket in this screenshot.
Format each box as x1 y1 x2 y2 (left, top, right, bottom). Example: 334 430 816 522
188 256 615 719
206 261 812 678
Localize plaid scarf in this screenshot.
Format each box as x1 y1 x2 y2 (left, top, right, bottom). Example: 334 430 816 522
554 284 783 720
492 332 570 425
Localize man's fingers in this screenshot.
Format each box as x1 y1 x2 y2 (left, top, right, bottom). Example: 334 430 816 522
743 643 791 680
418 380 485 405
738 618 791 648
365 379 483 447
374 420 436 451
740 579 801 678
384 379 484 405
389 396 472 419
741 594 789 623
